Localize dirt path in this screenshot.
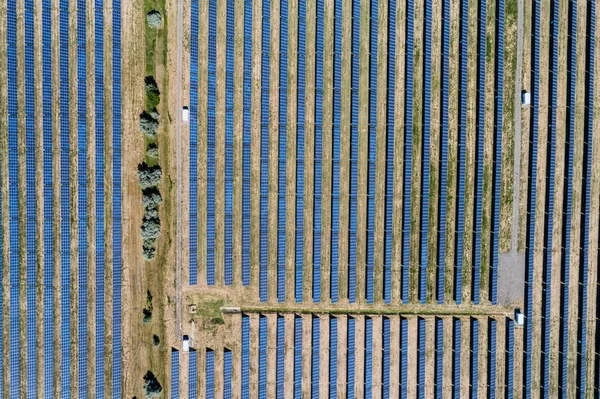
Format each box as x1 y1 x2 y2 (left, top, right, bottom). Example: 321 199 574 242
175 0 183 339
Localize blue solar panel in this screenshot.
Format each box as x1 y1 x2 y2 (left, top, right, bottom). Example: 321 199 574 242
224 0 235 286
189 0 199 285
488 319 497 399
295 0 307 302
577 0 595 394
242 0 252 286
365 318 373 398
277 317 285 398
455 0 468 305
260 0 270 302
382 317 390 398
330 0 342 304
420 0 432 305
259 316 267 398
278 0 288 302
348 0 360 304
365 0 377 305
189 350 198 399
402 0 414 304
206 349 215 399
471 319 479 398
438 0 450 304
242 315 250 398
524 0 540 391
312 316 320 398
25 0 37 395
417 318 425 398
329 317 338 398
224 350 233 399
207 0 217 286
43 0 55 391
435 318 443 399
294 316 302 399
507 319 514 398
383 0 396 305
400 318 408 397
171 349 180 399
95 0 106 392
313 0 324 303
348 317 356 399
453 319 461 397
113 0 123 393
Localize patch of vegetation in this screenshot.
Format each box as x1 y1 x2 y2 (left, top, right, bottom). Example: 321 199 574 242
147 143 159 159
138 163 162 189
143 371 162 398
145 76 161 110
142 290 154 323
139 111 159 139
146 10 163 29
152 334 160 346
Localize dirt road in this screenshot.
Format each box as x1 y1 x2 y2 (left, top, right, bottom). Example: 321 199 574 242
175 0 183 338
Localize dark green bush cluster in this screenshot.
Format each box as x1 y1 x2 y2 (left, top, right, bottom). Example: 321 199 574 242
143 371 162 397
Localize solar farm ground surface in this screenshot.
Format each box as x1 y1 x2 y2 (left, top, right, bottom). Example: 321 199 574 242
1 0 600 397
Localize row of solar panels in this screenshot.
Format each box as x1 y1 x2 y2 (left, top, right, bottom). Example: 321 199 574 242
177 314 517 398
4 0 119 395
224 0 235 286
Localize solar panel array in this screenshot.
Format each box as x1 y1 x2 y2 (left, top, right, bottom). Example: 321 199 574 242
171 349 180 399
42 0 54 391
313 0 324 303
113 0 123 393
277 317 284 398
383 0 396 305
435 318 443 398
241 315 250 399
206 349 215 399
455 0 468 305
189 0 199 285
330 0 342 304
401 0 414 304
25 0 37 394
278 0 288 302
348 0 360 304
348 317 356 399
382 317 390 397
59 1 71 394
95 0 106 392
260 0 270 302
311 316 320 398
417 318 425 398
471 318 479 398
295 0 307 302
242 0 252 286
77 0 89 391
189 350 198 399
259 316 267 398
294 316 302 398
400 317 408 397
420 0 432 305
507 319 514 397
224 350 232 399
330 317 338 398
206 0 217 286
224 0 235 286
453 318 461 397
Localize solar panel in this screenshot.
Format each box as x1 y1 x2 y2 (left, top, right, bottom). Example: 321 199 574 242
189 0 200 285
171 349 180 399
294 316 302 398
224 0 235 286
348 317 356 399
400 318 408 397
313 0 324 304
312 316 320 398
434 319 443 398
224 350 232 399
206 0 217 286
278 0 288 302
402 0 414 304
471 319 479 398
242 315 250 398
453 318 461 397
206 349 215 399
295 0 307 302
260 0 270 302
189 350 198 399
242 0 252 286
348 0 360 304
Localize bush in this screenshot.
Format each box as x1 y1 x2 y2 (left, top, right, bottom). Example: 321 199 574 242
145 207 159 219
146 11 163 29
143 371 162 398
145 76 160 109
138 163 162 189
152 335 160 347
147 143 159 159
142 188 163 209
142 247 156 260
141 216 161 240
139 111 159 139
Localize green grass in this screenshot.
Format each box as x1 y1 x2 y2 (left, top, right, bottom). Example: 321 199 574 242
195 298 225 324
